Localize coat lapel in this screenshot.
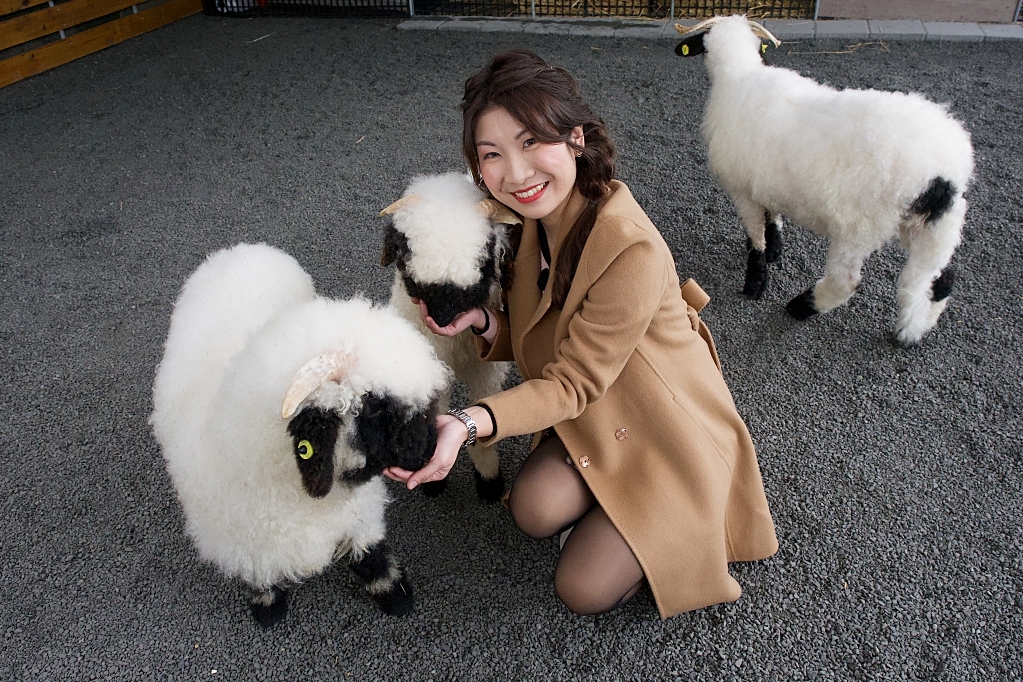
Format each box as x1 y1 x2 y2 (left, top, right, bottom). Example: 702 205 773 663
508 218 542 364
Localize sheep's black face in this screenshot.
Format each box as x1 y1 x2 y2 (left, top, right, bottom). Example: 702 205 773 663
675 32 707 57
350 393 439 481
407 276 494 328
287 406 341 498
383 223 502 328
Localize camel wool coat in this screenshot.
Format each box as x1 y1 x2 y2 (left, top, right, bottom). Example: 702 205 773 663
476 181 778 618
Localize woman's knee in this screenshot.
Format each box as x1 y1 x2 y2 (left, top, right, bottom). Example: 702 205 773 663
508 485 567 539
554 569 631 616
508 437 592 539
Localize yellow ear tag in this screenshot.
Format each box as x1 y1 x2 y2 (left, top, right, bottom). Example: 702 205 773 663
682 44 690 56
297 440 314 460
761 43 768 53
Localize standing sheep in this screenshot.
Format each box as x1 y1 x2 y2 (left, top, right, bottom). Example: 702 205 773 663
380 172 521 501
151 243 450 628
675 15 974 345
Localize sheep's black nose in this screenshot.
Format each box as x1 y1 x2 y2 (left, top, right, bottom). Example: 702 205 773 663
426 300 462 328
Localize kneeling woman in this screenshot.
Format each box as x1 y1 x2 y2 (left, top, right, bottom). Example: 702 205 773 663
386 49 778 618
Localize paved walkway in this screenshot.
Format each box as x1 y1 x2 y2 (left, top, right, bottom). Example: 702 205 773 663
399 16 1023 41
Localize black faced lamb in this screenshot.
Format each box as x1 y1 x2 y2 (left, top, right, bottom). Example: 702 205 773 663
675 15 974 345
150 243 450 628
380 172 521 501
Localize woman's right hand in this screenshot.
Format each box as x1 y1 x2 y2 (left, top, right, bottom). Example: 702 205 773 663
410 297 487 338
382 413 467 490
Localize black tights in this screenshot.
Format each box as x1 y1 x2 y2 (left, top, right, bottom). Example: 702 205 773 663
508 434 645 615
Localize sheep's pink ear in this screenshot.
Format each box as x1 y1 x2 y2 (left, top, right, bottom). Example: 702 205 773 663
476 199 522 226
282 352 355 419
379 194 421 217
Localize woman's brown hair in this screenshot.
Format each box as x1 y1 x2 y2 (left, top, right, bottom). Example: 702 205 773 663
460 49 616 309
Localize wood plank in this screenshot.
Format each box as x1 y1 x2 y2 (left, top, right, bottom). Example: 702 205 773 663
0 0 201 88
818 0 1016 22
1 0 51 19
1 0 144 52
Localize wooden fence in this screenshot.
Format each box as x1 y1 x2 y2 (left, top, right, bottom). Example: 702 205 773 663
1 0 202 88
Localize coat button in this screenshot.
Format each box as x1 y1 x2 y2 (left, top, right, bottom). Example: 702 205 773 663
578 456 590 468
615 428 627 440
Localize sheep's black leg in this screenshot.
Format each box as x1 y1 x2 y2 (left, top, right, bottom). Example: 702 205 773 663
765 214 783 263
743 239 770 300
474 469 505 503
249 586 288 629
931 264 956 301
418 479 448 498
786 288 819 320
350 541 415 617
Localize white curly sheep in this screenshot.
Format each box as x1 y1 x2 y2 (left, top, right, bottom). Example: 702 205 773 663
151 243 450 627
676 15 974 345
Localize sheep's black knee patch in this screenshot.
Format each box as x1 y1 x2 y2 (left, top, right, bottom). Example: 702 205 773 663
351 393 438 479
419 479 448 498
786 289 819 320
764 214 783 263
350 543 415 616
931 264 956 301
350 542 391 583
910 177 956 224
287 407 341 498
249 587 288 630
474 469 505 503
743 248 770 300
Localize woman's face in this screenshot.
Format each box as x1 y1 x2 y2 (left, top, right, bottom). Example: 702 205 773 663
475 107 584 224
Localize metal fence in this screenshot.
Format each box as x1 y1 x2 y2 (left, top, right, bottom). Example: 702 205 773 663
415 0 813 18
203 0 814 19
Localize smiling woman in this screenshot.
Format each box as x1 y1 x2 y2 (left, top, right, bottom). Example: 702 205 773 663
388 49 779 619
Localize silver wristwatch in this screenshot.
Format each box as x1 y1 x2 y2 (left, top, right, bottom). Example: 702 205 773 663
447 408 477 448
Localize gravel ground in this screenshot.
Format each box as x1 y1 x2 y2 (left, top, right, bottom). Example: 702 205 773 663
0 17 1020 681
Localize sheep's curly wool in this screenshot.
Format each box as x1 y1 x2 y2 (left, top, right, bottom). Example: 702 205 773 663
681 15 974 345
151 243 449 617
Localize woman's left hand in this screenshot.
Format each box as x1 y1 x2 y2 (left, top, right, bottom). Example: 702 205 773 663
382 414 468 489
411 298 486 338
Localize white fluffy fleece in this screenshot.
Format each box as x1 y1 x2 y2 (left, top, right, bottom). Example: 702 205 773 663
389 173 495 287
151 243 449 590
694 15 974 344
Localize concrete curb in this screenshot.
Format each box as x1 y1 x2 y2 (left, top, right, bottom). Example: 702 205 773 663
398 17 1023 41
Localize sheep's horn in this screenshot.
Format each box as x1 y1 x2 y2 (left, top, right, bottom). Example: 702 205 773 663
476 199 522 226
281 351 355 419
379 194 421 217
675 17 721 34
748 20 781 47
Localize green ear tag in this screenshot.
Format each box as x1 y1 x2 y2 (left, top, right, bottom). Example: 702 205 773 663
682 44 690 56
297 440 314 460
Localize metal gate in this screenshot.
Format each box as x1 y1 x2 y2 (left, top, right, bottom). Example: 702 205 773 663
203 0 814 19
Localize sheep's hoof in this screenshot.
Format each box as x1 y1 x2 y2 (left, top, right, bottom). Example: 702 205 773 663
474 470 505 503
765 222 783 263
742 249 770 300
374 573 415 617
249 587 288 629
786 290 819 320
419 479 448 498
